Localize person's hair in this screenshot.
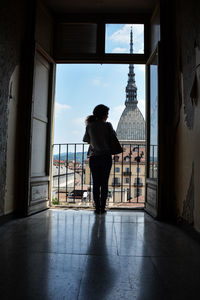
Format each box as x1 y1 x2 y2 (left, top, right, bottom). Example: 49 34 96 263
86 104 109 124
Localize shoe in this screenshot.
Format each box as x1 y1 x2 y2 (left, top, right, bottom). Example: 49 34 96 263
94 208 101 214
100 208 107 214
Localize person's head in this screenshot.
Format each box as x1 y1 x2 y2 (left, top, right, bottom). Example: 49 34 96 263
93 104 109 120
86 104 109 124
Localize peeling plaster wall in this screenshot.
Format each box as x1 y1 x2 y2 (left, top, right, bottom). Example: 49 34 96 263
5 66 20 214
175 0 200 232
0 0 27 215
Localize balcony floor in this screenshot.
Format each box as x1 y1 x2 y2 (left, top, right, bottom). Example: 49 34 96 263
0 209 200 299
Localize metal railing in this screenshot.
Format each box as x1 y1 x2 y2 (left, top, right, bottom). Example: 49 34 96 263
52 143 157 208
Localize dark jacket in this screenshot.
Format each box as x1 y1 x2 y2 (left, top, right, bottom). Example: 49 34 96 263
83 120 116 156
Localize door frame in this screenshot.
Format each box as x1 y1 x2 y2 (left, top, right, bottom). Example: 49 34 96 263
145 43 161 218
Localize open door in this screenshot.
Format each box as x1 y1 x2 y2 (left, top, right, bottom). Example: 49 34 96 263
145 45 160 218
27 50 55 215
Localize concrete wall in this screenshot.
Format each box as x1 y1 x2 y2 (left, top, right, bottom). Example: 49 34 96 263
175 0 200 232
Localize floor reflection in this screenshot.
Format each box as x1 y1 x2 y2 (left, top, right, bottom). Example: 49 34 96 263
80 215 117 299
1 210 200 299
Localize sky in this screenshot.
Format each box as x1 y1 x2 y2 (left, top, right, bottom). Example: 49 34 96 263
54 24 145 145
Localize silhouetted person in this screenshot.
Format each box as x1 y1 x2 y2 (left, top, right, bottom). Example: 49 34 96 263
83 104 118 214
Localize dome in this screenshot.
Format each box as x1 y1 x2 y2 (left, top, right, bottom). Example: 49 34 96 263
116 105 145 141
116 28 145 142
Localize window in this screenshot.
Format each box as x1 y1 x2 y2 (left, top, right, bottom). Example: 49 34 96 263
114 155 119 162
55 23 97 55
108 191 112 198
134 188 142 198
124 178 130 184
113 177 120 185
124 156 130 162
134 177 142 184
115 167 120 173
148 49 158 179
105 24 144 54
133 146 139 152
125 167 130 172
136 167 140 173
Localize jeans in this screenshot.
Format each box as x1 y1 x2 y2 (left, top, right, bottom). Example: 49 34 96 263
89 155 112 209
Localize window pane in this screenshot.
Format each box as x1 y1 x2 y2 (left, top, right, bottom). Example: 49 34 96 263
124 178 130 184
105 24 144 54
149 52 158 178
55 23 97 55
134 188 142 197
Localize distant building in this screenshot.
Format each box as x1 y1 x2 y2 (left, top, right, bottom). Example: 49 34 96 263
116 27 145 142
111 27 146 203
85 28 146 205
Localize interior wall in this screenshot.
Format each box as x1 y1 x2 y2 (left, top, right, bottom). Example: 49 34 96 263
5 66 20 214
0 0 54 216
0 0 29 215
175 0 200 232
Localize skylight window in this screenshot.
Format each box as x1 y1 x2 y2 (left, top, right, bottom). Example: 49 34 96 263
105 24 144 54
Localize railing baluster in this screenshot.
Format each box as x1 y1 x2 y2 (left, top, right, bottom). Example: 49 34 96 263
66 144 68 202
58 144 61 203
113 155 115 203
136 144 139 203
152 145 155 178
121 144 124 203
89 163 92 203
129 143 131 203
73 144 76 203
81 144 84 202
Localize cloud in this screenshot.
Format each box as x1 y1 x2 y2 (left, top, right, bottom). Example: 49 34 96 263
92 78 101 86
112 47 128 53
55 102 71 117
73 117 85 126
109 24 144 45
92 78 109 87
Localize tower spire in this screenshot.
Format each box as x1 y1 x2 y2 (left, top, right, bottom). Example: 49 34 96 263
130 26 133 54
125 27 138 107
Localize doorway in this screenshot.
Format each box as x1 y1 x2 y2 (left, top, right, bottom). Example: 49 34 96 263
52 62 146 210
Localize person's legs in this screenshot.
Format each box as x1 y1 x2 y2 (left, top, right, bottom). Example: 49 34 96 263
89 156 101 211
100 155 112 211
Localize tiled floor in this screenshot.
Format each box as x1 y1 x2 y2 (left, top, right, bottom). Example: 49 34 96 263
0 209 200 299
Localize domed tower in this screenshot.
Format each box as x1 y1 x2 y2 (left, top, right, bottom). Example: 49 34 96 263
116 28 145 142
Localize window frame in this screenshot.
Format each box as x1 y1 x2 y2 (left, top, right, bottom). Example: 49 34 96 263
54 14 149 64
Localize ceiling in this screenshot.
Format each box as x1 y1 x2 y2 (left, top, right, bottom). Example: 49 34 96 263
43 0 158 15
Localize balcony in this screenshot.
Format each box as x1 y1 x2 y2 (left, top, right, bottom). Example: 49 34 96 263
123 171 132 176
112 182 121 187
52 143 148 208
133 182 143 187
